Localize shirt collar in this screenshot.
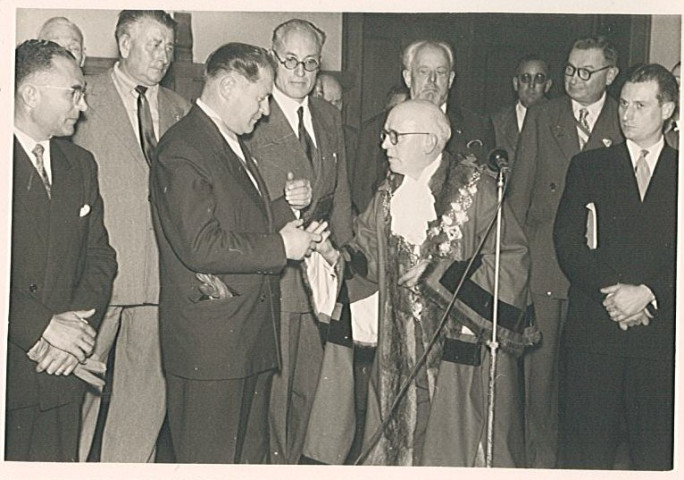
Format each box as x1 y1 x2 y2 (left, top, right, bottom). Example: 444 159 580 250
14 127 49 156
273 86 309 115
626 137 664 172
515 101 527 130
113 61 160 99
571 92 606 124
416 153 443 186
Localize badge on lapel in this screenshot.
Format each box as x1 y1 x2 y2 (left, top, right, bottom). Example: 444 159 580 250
602 138 612 148
79 204 91 217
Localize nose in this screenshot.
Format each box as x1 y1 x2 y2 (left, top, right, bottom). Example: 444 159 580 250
621 104 634 122
381 135 392 150
260 98 270 116
427 70 437 84
77 94 88 112
294 63 306 77
157 46 170 64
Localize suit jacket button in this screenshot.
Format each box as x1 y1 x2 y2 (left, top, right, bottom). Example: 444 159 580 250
260 295 266 302
549 182 557 192
29 283 38 293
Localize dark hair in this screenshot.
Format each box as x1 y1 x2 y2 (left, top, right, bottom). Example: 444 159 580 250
571 36 618 66
15 39 75 88
516 53 550 74
625 63 679 105
115 10 176 43
205 42 275 82
272 19 326 53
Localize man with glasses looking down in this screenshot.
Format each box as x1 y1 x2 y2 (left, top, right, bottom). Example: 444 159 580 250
491 54 552 163
244 18 352 464
507 36 624 468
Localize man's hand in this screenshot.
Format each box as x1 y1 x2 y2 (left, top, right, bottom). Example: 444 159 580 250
279 219 322 261
308 220 339 265
615 310 650 331
285 171 312 210
398 259 431 288
29 339 80 376
42 309 97 362
601 283 655 321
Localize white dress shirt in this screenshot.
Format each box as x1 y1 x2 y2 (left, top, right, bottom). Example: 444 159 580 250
111 62 161 141
272 86 317 147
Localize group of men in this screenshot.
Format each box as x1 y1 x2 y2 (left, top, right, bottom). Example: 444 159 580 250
6 8 679 471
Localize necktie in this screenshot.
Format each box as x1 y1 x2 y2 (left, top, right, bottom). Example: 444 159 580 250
297 106 315 166
635 149 651 200
32 144 51 198
577 108 591 149
135 85 157 166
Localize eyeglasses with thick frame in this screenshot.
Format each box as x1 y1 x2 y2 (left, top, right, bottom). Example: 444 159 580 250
564 64 612 81
381 129 431 145
34 84 87 104
272 51 320 72
517 73 548 85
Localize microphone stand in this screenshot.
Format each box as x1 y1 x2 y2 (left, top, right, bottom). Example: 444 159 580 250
485 167 507 468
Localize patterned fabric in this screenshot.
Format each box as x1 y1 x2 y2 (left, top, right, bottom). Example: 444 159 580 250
31 144 51 198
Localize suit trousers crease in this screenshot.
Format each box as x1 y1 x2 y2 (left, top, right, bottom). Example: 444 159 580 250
166 369 272 464
523 294 567 468
269 311 325 464
79 305 166 462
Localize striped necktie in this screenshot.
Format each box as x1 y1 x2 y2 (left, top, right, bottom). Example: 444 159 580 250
32 143 51 198
297 106 315 166
576 108 591 149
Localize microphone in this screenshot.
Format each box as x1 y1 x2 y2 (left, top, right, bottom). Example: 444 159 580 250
488 148 510 173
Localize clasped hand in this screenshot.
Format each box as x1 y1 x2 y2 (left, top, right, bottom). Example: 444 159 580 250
600 283 654 331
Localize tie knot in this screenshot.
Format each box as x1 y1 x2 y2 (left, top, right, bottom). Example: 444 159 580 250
297 106 305 121
32 143 44 157
640 149 649 160
578 108 588 122
135 85 148 96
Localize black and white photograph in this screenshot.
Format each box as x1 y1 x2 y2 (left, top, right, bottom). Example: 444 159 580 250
0 0 681 478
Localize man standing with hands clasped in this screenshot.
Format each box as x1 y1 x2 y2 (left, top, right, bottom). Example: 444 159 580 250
554 64 678 470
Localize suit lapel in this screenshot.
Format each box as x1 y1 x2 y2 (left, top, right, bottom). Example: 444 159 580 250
585 97 620 151
551 97 582 162
12 137 49 250
90 71 148 173
502 106 519 152
158 87 185 135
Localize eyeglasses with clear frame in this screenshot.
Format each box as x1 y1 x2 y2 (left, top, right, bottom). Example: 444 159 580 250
517 73 548 85
381 129 431 145
35 84 87 104
564 64 612 81
272 51 320 72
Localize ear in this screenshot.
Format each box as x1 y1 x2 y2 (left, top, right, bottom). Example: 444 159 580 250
544 78 553 93
512 76 520 92
605 66 620 87
424 133 439 154
18 84 40 109
661 101 676 122
448 71 455 90
402 69 412 89
219 72 238 99
118 33 131 59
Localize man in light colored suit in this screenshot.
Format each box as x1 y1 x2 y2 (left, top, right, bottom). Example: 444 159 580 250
73 10 190 462
491 54 552 163
507 36 624 468
244 18 353 464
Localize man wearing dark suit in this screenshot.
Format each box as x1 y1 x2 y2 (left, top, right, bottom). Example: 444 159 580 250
507 36 624 468
353 40 494 215
491 54 552 163
73 10 190 462
244 19 353 464
150 42 321 464
7 40 116 462
554 64 678 470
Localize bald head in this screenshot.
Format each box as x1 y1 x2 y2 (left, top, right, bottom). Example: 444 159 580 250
383 100 451 179
313 73 343 110
38 17 84 66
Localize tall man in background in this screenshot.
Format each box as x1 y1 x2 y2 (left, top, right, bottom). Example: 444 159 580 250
507 36 624 468
8 39 116 462
354 40 493 215
491 54 552 162
73 9 190 462
245 18 353 464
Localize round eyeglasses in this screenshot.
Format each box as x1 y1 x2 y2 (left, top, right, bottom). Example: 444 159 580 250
273 51 320 72
381 129 431 145
564 64 612 81
517 73 548 85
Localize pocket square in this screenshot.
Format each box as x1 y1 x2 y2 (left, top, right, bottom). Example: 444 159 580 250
79 204 91 217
